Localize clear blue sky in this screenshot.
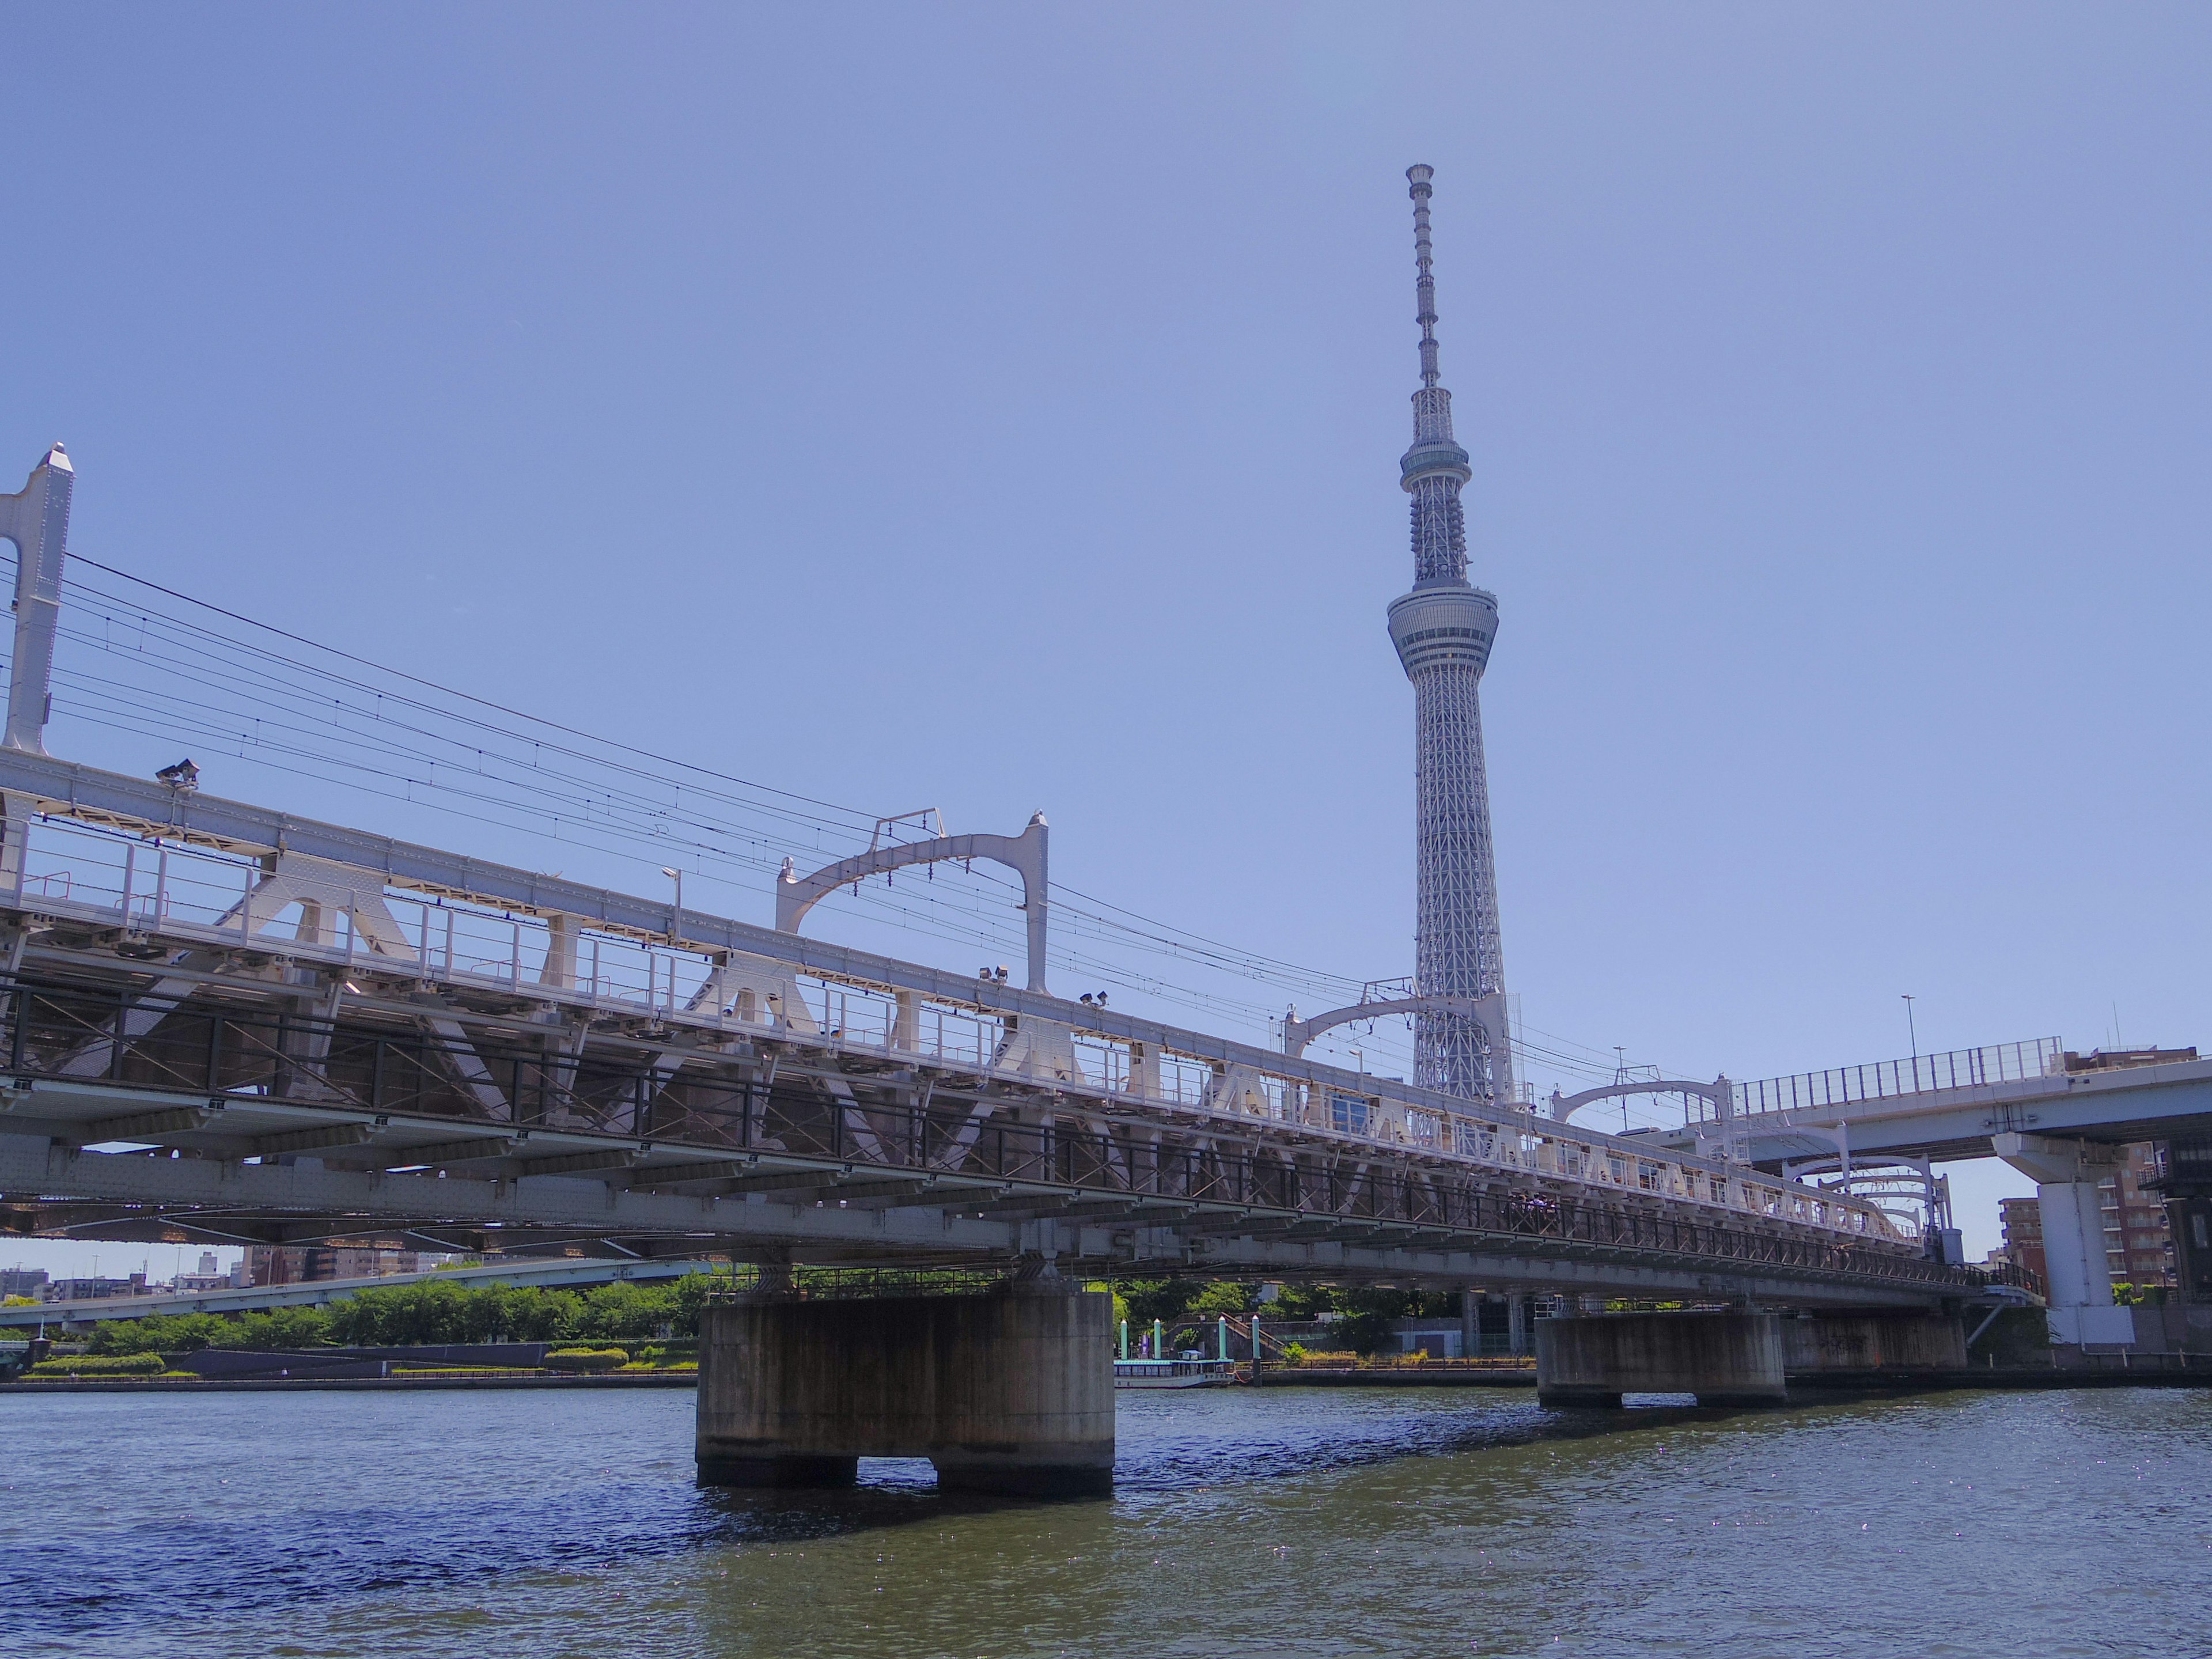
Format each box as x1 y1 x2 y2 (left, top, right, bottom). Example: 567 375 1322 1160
6 4 2209 1275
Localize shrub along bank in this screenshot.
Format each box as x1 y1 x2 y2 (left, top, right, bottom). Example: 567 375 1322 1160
65 1274 1473 1362
78 1273 725 1357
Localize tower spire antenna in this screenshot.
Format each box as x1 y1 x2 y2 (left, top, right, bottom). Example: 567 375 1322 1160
1408 163 1441 390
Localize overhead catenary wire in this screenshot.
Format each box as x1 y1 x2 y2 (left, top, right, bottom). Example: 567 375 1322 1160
20 554 1699 1096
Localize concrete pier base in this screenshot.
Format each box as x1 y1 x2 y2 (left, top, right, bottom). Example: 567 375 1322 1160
696 1285 1115 1495
1535 1312 1787 1407
1784 1311 1966 1374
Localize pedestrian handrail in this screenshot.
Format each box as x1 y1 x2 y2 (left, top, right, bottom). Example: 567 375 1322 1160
1726 1037 2064 1119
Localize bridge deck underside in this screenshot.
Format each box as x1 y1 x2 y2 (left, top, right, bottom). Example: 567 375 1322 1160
0 967 1981 1307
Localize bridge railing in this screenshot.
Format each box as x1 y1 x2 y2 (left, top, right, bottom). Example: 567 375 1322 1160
1725 1037 2065 1119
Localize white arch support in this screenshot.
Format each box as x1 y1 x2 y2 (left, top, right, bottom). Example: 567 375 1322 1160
1281 990 1515 1104
777 811 1051 993
1546 1076 1733 1122
0 444 73 757
1546 1075 1746 1162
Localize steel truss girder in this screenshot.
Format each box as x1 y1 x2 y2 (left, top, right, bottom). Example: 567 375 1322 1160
0 962 1971 1298
0 748 1921 1250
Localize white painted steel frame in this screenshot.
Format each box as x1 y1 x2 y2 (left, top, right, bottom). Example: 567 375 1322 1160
0 755 1914 1248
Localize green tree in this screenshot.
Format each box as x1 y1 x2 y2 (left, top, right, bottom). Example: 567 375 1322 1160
88 1313 229 1355
575 1281 677 1342
62 1268 741 1358
1264 1282 1340 1319
499 1287 583 1343
669 1271 722 1338
1118 1279 1202 1327
1332 1286 1452 1356
1188 1281 1260 1315
245 1305 332 1349
325 1280 472 1346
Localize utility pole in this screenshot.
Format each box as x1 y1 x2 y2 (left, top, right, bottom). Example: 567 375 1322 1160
1902 994 1918 1059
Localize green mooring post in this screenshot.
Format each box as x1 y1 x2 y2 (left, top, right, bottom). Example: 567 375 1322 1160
1119 1320 1128 1361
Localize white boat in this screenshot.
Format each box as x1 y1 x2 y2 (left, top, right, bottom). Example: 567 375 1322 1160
1113 1358 1239 1389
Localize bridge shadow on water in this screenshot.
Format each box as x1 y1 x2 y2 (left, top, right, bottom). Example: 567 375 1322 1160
696 1390 1769 1540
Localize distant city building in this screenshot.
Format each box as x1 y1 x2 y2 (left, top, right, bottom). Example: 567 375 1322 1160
0 1267 50 1299
245 1246 420 1286
2000 1197 2045 1286
2000 1049 2192 1297
2149 1135 2212 1304
2002 1135 2176 1296
171 1252 238 1293
2061 1047 2198 1074
2102 1143 2174 1287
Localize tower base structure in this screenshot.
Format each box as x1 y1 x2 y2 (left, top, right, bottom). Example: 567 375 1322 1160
695 1284 1115 1496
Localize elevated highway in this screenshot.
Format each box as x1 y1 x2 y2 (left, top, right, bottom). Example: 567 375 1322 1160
1631 1041 2212 1168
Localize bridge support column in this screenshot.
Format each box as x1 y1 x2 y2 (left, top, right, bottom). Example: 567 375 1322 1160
696 1283 1115 1496
1994 1133 2135 1347
1782 1311 1966 1377
1534 1312 1786 1407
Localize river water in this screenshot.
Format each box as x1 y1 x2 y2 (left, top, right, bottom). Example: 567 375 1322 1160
3 1384 2205 1658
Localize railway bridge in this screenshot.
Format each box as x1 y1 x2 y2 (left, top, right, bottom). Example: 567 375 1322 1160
0 755 2006 1486
0 442 2017 1491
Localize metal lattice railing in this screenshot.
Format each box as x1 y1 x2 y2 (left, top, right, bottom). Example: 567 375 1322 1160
1729 1038 2065 1119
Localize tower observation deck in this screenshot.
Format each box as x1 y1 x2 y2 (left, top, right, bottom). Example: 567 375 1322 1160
1386 165 1509 1103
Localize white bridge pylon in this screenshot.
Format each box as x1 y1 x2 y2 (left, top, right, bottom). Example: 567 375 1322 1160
1281 990 1514 1104
775 809 1050 993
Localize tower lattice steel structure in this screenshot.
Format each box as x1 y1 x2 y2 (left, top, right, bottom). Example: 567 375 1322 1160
1385 164 1509 1101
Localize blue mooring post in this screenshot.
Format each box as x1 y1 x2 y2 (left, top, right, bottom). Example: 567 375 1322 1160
1218 1315 1228 1361
1120 1320 1128 1361
1153 1318 1164 1359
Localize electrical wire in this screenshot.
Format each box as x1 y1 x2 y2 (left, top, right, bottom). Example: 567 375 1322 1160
23 553 1702 1097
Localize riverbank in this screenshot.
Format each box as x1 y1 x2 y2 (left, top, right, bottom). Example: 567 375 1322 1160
0 1371 699 1393
12 1364 2211 1395
1260 1366 1536 1387
1263 1365 2212 1392
1787 1366 2212 1391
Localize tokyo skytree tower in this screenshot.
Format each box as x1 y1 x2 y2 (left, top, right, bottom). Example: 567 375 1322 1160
1385 164 1510 1102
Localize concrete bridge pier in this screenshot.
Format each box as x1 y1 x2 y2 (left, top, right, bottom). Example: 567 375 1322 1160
1783 1310 1967 1376
695 1278 1115 1496
1534 1311 1787 1407
1994 1132 2136 1347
